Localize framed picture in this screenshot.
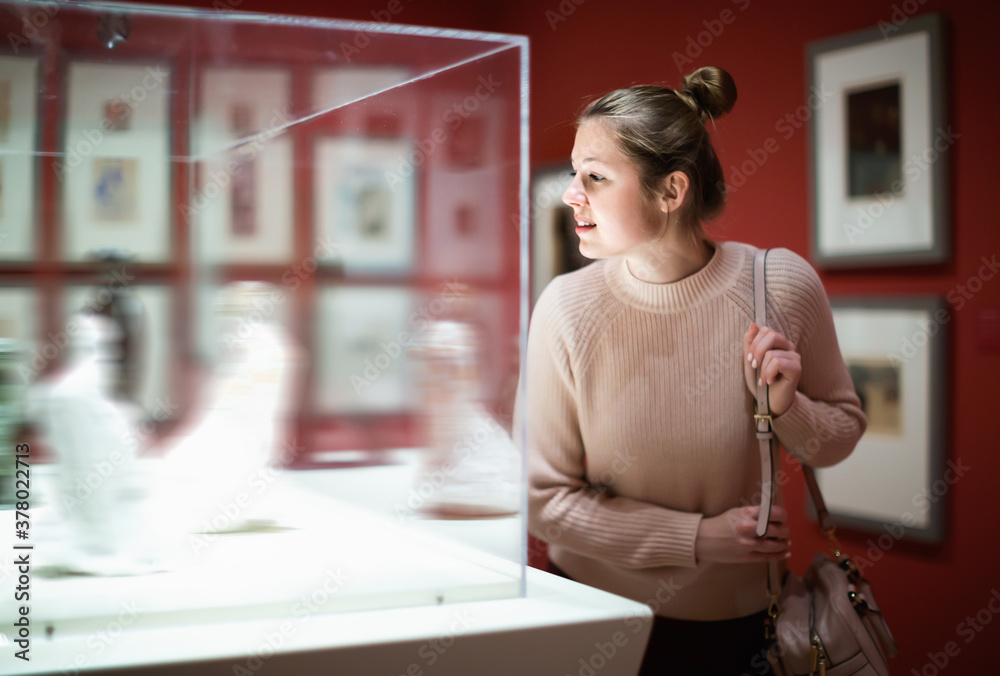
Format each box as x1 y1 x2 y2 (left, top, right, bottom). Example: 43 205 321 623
314 136 416 274
816 297 947 543
421 93 507 281
530 167 592 307
807 13 948 268
192 67 294 264
61 61 172 263
0 55 40 261
314 286 415 414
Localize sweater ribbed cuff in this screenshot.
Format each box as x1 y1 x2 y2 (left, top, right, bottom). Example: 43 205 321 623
772 391 818 463
647 510 702 568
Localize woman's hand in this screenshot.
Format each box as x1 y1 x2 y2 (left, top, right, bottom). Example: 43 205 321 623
694 505 791 564
744 323 801 417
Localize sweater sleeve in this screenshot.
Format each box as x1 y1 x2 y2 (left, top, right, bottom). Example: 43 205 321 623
518 278 702 569
766 249 867 467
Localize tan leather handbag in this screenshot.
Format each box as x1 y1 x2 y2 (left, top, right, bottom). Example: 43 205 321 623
751 249 898 675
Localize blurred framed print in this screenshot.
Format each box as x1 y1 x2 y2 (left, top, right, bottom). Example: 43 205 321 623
314 286 415 414
818 297 947 544
314 136 416 274
61 61 172 262
0 55 40 260
192 67 294 264
807 13 948 268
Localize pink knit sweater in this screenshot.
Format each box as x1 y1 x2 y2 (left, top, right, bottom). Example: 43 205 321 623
521 240 866 621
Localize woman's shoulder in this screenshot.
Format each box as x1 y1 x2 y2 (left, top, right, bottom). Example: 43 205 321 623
535 260 612 313
531 260 620 343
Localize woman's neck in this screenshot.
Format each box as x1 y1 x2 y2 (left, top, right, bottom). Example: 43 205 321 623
625 236 715 284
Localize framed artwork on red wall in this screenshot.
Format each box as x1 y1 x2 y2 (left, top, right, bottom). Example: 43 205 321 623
192 67 295 264
60 60 173 263
313 136 416 275
0 54 40 261
817 297 947 544
807 13 948 268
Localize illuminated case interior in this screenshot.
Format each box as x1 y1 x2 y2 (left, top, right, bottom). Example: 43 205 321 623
0 2 531 672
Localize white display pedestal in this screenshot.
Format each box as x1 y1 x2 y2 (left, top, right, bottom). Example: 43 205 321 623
1 455 653 675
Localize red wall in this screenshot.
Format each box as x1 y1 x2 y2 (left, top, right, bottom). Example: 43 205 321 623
145 0 1000 671
499 1 999 672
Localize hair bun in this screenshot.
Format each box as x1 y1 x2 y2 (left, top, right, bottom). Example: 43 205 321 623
681 66 737 120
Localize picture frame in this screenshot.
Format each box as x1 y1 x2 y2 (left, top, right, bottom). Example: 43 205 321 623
61 60 172 263
530 166 591 307
314 136 416 274
313 286 415 414
0 55 40 261
192 67 294 264
421 93 506 281
807 13 948 268
816 297 948 544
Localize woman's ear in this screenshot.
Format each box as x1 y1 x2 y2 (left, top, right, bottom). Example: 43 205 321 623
658 171 690 214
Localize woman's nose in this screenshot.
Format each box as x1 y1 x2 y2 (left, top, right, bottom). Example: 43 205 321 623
562 174 585 208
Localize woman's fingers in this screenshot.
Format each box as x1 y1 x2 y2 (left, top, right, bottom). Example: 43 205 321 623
759 351 801 386
747 327 795 369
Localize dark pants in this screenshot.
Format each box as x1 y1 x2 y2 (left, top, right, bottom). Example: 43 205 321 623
547 561 774 676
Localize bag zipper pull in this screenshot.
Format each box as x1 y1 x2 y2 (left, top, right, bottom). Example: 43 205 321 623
810 633 828 675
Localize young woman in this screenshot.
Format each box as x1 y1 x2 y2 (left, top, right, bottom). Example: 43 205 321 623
522 67 866 675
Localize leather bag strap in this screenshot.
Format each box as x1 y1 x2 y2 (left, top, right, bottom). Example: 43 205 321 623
753 249 776 539
753 249 839 596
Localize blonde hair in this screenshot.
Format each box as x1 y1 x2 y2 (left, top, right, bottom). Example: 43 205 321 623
579 66 737 239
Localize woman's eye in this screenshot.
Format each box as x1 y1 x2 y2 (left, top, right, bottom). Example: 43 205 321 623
589 174 604 182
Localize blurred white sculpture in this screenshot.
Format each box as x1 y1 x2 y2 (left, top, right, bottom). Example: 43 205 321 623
33 313 149 574
409 318 520 518
150 282 299 551
32 283 300 573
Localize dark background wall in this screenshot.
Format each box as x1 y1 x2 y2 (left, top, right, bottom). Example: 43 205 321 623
138 0 1000 671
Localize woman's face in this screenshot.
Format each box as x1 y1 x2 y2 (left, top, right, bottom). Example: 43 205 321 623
562 120 666 260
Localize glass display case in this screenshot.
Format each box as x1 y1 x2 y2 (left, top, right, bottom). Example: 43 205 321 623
0 2 622 674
